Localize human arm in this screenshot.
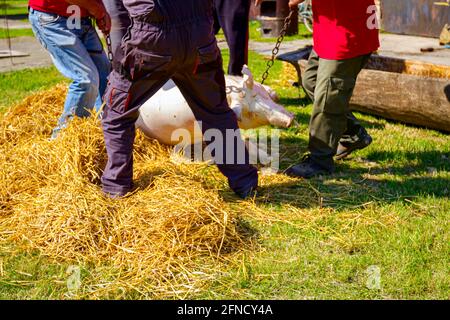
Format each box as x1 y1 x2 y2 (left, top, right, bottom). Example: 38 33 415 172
64 0 111 34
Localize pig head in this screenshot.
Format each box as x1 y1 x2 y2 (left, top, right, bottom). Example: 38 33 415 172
136 65 294 146
227 65 293 130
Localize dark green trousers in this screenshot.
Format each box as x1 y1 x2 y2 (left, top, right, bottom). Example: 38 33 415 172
302 49 370 170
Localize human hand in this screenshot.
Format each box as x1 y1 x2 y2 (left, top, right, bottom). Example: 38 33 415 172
289 0 305 9
96 11 111 35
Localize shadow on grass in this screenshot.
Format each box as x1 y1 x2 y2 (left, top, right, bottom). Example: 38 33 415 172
133 138 448 214
280 102 387 132
353 109 450 134
320 149 450 208
278 96 311 107
366 150 450 170
2 14 28 21
254 149 448 210
357 118 386 130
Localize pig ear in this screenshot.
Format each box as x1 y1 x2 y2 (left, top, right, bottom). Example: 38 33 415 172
242 65 254 90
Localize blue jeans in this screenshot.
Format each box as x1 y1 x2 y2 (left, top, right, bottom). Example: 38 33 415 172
29 8 111 137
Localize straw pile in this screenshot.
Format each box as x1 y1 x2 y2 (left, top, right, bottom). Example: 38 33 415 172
0 85 266 298
0 85 396 298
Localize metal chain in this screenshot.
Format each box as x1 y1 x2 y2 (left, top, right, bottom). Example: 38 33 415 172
106 34 114 63
226 85 244 95
261 9 295 85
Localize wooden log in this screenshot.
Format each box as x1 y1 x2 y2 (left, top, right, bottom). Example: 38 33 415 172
299 56 450 132
365 55 450 79
351 69 450 131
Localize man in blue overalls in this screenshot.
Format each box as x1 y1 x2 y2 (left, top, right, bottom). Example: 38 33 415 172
213 0 250 76
102 0 258 198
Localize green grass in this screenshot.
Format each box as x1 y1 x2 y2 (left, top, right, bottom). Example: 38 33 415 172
0 1 33 39
217 20 312 43
0 51 449 300
0 67 67 111
0 0 28 16
249 20 312 42
203 51 450 299
0 27 33 39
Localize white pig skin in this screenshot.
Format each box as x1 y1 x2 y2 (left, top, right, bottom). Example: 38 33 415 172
136 65 294 146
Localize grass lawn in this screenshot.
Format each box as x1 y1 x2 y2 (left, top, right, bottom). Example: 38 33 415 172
216 20 312 43
0 67 67 112
0 28 33 39
249 20 312 42
0 0 28 17
0 50 449 300
0 0 32 39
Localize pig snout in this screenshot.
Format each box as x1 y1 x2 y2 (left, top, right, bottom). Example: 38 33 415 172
260 97 295 128
268 109 295 128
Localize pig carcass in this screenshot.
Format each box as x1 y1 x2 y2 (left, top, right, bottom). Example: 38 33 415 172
136 66 294 166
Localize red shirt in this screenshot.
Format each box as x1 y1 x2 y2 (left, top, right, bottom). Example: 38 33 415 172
312 0 380 60
29 0 89 18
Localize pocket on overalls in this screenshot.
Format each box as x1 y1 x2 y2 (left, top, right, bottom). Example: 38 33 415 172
194 40 221 75
124 48 172 81
105 72 133 114
198 41 220 64
322 76 356 115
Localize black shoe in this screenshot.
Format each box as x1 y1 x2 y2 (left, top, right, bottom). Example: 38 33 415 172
285 155 333 179
336 128 373 160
